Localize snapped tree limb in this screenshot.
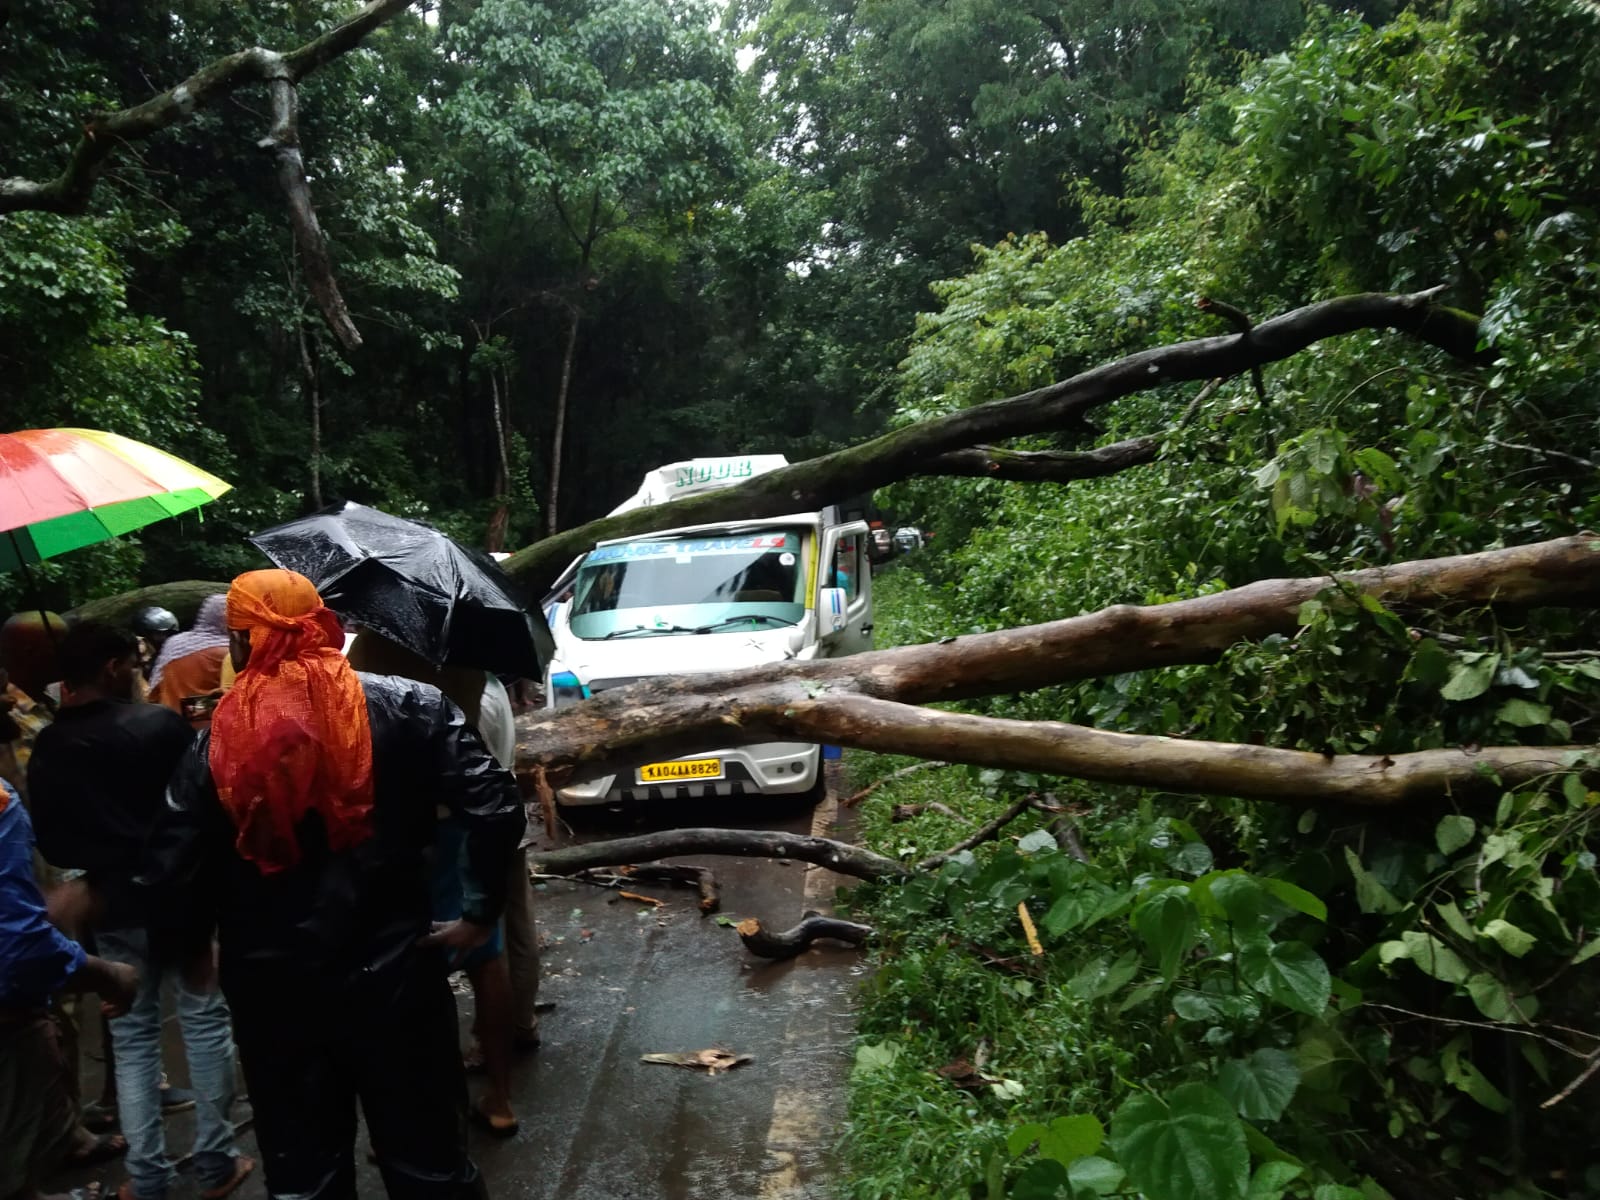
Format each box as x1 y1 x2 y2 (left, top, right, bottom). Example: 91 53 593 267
504 287 1492 590
514 535 1600 799
0 0 414 347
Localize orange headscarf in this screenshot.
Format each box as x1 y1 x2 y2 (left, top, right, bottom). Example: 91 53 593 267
208 569 374 874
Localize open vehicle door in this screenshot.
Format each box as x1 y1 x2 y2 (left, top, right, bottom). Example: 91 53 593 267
816 520 873 656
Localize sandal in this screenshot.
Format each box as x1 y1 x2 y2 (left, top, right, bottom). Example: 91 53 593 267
66 1133 128 1167
467 1102 520 1140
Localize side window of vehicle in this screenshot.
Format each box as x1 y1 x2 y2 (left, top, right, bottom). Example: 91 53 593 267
833 534 861 602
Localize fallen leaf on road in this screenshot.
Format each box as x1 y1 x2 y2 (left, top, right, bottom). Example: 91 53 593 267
640 1048 753 1075
619 891 664 907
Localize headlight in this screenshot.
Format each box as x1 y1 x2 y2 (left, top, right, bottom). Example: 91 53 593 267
548 670 590 708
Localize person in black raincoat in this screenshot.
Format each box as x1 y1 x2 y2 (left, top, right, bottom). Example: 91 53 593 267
138 570 525 1200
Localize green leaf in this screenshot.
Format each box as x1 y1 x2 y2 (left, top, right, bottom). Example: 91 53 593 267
1208 873 1278 937
1313 1188 1367 1200
1435 901 1476 942
1036 1114 1106 1164
1017 828 1059 854
1239 941 1331 1015
1440 653 1500 701
1351 447 1402 491
1069 952 1141 1001
1247 1162 1305 1199
1379 932 1471 983
1343 847 1403 915
1466 972 1520 1022
1441 1039 1511 1112
1480 918 1536 957
1217 1048 1302 1122
1068 1156 1125 1195
1111 1084 1250 1200
1572 937 1600 966
1258 878 1327 922
1134 888 1200 981
1009 1160 1070 1200
1435 814 1477 856
1564 774 1590 807
1496 698 1551 727
852 1041 901 1077
1008 1123 1048 1158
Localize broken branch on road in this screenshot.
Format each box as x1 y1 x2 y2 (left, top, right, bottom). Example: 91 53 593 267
735 913 874 960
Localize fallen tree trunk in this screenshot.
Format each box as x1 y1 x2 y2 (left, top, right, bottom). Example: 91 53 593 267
530 828 908 880
503 287 1488 590
514 535 1600 796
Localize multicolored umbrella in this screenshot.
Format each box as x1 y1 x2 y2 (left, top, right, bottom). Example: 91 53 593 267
1 428 232 572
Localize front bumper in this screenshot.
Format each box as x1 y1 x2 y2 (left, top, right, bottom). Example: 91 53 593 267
557 741 821 807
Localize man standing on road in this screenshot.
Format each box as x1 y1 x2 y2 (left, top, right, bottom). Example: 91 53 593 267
26 623 252 1200
142 570 525 1200
0 775 139 1200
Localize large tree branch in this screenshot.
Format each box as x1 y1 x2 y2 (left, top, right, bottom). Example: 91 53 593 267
513 536 1599 801
260 76 362 350
0 0 411 348
760 694 1577 808
504 288 1491 591
920 438 1160 483
0 0 411 216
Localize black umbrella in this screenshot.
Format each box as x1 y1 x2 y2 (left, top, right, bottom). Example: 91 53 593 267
249 502 553 679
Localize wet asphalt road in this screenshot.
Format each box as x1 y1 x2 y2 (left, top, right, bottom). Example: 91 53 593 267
55 774 861 1200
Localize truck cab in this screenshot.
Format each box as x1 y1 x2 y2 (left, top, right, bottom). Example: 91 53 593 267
544 455 872 809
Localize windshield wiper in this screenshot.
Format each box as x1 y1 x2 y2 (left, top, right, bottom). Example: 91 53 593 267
601 624 699 639
693 614 796 634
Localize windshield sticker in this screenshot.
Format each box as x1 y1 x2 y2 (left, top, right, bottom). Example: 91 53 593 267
779 552 795 566
588 533 794 564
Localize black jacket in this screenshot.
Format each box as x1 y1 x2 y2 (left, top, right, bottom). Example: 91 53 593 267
29 697 196 929
140 673 525 999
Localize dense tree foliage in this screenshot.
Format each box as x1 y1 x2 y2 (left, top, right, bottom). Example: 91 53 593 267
844 2 1600 1197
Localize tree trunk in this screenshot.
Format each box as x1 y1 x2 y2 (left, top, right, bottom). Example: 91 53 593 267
546 307 580 536
513 535 1600 799
66 581 229 627
486 360 511 552
500 287 1491 591
297 321 323 509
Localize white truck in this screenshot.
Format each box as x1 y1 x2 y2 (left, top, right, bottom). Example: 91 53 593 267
543 455 873 809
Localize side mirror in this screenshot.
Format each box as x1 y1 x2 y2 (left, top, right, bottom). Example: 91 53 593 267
818 586 849 634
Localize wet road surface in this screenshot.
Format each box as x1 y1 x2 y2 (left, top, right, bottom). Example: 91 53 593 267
53 776 862 1200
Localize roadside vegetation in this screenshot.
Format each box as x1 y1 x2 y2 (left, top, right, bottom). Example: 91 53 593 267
840 3 1600 1197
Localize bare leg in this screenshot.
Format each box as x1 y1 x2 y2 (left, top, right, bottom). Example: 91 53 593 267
463 956 515 1131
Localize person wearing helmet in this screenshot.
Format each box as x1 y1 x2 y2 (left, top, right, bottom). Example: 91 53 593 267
128 608 179 687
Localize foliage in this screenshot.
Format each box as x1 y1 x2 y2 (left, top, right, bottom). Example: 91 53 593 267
846 2 1600 1198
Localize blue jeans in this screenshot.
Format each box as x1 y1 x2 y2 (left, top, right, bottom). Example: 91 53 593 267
96 928 240 1200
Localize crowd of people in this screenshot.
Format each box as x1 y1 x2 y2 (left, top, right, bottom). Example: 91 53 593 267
1 570 540 1200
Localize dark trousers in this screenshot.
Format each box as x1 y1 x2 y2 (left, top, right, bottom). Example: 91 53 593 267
228 954 485 1200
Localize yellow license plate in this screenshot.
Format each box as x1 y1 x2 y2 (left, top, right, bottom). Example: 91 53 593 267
637 758 723 783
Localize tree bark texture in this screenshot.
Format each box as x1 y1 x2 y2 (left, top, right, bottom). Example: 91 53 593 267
513 535 1600 803
502 288 1492 591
